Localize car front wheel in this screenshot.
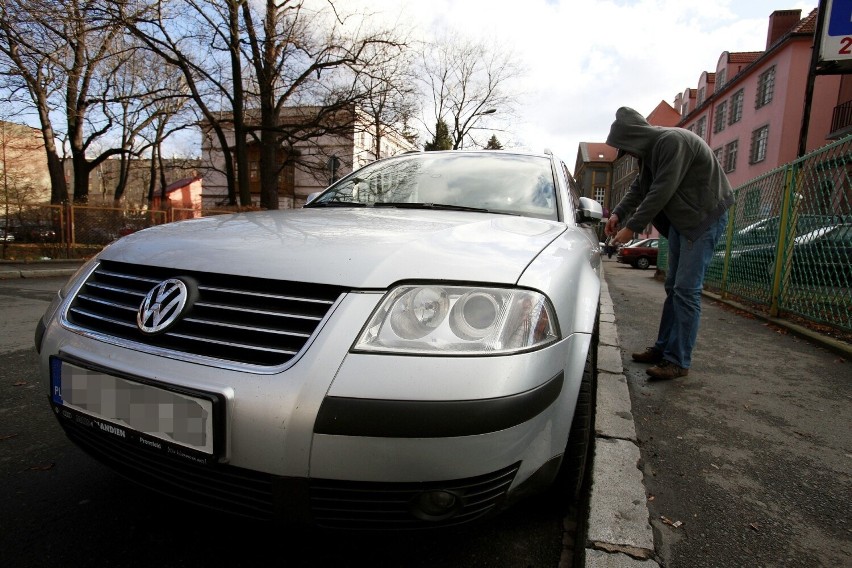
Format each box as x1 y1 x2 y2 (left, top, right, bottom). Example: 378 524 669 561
550 311 598 504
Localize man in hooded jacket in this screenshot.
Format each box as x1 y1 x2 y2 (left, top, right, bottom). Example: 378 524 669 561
605 106 734 380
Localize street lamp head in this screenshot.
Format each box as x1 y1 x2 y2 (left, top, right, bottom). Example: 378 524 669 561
477 108 497 116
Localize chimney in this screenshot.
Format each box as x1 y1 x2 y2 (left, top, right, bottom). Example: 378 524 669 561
766 9 802 49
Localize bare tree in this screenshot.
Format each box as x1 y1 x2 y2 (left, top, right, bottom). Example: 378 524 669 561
419 31 523 150
354 37 419 161
0 0 165 204
0 0 69 203
106 39 193 204
113 0 251 206
240 0 413 209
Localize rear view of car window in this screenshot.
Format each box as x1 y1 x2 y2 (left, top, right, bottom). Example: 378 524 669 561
315 153 558 220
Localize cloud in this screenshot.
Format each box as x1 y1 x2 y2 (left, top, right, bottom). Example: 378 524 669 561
338 0 816 166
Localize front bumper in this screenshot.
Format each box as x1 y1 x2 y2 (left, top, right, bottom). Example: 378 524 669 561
40 290 591 527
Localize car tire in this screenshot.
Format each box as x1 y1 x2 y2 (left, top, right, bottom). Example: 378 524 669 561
636 257 650 270
550 309 598 505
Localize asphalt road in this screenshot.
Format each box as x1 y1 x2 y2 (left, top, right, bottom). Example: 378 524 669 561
605 260 852 567
0 276 576 568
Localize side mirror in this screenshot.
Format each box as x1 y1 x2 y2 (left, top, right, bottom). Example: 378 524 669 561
577 197 603 224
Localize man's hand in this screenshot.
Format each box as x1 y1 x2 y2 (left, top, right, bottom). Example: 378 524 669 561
612 227 633 245
604 213 619 236
606 213 634 244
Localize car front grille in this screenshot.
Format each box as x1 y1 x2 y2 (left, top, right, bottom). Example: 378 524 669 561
309 463 520 530
64 260 344 369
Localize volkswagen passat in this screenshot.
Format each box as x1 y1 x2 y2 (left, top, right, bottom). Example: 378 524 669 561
35 150 602 529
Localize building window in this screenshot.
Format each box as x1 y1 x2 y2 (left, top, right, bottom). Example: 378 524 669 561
713 101 727 133
714 147 723 163
755 66 775 109
723 140 738 173
695 116 707 139
697 87 706 106
729 89 744 124
717 69 726 90
749 125 769 164
594 186 605 204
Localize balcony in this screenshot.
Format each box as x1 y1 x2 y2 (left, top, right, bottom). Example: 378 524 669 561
829 100 852 139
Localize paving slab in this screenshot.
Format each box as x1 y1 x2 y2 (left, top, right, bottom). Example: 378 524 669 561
586 438 654 557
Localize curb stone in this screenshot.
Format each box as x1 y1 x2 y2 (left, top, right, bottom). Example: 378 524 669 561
586 549 661 567
582 268 659 567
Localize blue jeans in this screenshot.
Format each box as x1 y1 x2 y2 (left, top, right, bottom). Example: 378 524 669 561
654 213 728 368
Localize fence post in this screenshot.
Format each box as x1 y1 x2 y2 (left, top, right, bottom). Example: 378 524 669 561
769 167 801 317
719 201 736 297
59 201 71 258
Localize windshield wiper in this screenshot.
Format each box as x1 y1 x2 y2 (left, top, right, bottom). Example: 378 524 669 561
304 200 366 208
374 202 493 213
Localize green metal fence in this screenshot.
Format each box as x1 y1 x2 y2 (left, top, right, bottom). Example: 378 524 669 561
687 135 851 334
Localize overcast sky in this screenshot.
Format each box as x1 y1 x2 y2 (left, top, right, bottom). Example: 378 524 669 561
352 0 817 167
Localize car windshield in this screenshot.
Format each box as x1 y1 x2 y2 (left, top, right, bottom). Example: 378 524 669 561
307 152 558 220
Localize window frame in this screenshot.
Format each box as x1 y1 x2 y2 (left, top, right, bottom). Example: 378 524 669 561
723 140 738 173
749 125 770 164
695 115 707 139
729 89 744 125
755 66 776 109
713 100 727 134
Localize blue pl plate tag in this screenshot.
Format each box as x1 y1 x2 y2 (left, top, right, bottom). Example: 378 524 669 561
50 358 215 456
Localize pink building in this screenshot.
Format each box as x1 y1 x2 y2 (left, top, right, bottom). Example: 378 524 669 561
678 9 845 188
152 176 204 219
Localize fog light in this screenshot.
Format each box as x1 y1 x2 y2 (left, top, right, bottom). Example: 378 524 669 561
410 490 462 521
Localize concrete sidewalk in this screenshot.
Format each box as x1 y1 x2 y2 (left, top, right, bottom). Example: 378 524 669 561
0 259 84 280
584 259 851 567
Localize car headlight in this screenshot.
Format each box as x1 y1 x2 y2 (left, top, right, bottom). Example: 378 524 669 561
354 285 559 355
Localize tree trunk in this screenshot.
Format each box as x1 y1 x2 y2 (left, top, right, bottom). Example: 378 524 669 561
35 105 68 204
228 1 251 207
113 153 130 203
258 85 281 209
147 143 159 205
71 150 89 204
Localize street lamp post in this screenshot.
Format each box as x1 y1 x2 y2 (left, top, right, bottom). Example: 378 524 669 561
454 108 497 150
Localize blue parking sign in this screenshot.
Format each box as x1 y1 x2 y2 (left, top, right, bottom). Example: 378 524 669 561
829 0 852 36
821 0 852 62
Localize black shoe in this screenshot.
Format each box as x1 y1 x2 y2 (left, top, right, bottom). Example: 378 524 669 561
646 360 689 380
632 347 663 364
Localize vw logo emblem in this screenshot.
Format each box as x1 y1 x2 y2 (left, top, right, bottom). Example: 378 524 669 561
137 278 192 335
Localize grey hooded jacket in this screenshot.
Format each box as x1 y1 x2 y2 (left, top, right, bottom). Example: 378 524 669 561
606 107 734 241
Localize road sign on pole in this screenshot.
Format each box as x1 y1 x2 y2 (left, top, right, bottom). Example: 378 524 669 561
819 0 852 65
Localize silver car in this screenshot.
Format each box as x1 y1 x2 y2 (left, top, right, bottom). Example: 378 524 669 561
35 150 602 528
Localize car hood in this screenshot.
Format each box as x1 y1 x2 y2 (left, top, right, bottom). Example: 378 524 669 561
100 208 569 288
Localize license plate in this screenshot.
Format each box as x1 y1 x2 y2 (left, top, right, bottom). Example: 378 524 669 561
51 359 217 457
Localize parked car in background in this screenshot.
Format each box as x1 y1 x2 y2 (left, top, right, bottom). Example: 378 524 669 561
731 214 848 247
724 222 851 285
36 150 603 529
617 238 659 269
14 223 58 243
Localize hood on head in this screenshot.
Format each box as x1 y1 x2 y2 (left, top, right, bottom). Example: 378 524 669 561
605 107 659 159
